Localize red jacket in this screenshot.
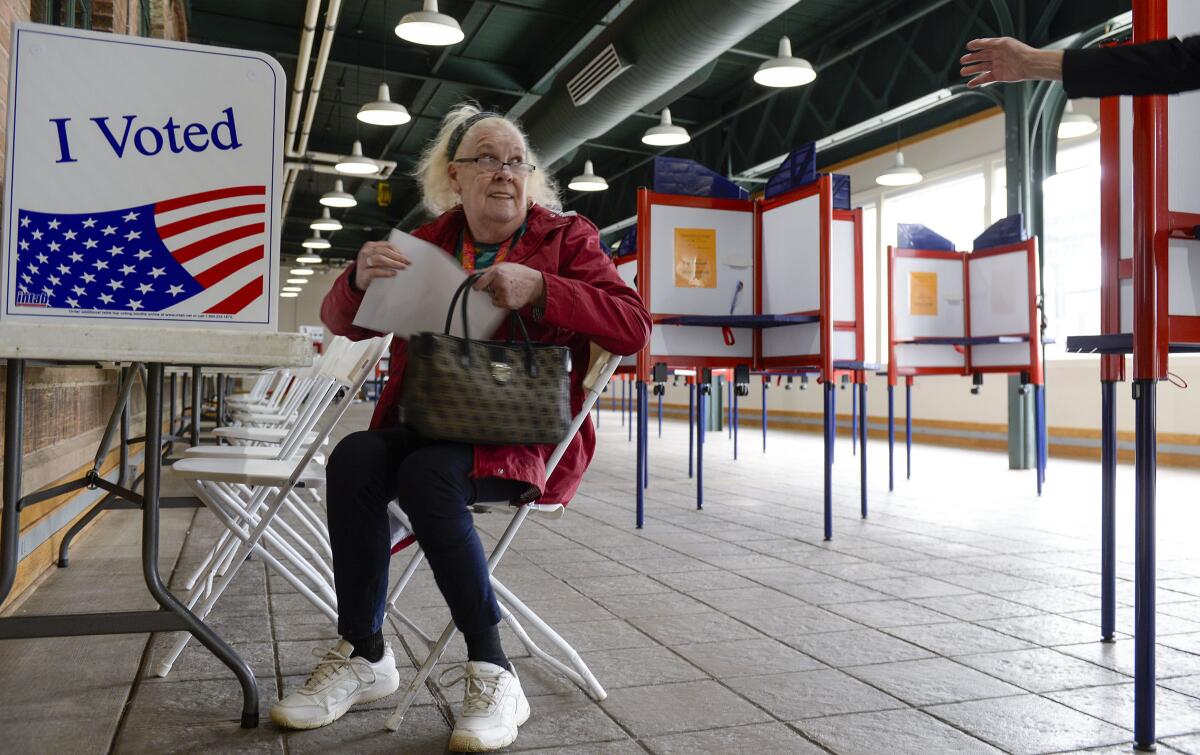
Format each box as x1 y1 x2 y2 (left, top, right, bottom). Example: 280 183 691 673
320 204 651 504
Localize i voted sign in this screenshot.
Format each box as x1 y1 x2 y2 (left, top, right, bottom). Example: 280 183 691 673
1 23 284 329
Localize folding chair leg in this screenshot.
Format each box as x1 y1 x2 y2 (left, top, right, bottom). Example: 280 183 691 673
385 622 457 731
492 578 606 701
383 548 438 648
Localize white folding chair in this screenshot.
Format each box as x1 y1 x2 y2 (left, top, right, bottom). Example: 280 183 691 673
383 347 622 731
154 335 393 677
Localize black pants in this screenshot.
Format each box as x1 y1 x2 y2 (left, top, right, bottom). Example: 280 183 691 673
325 426 528 640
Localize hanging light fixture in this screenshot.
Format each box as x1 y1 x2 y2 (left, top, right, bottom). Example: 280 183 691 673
283 286 303 293
1058 102 1097 140
395 0 464 46
290 268 315 276
754 36 816 88
301 231 331 250
568 160 608 192
280 291 299 298
358 83 412 126
320 179 357 208
310 208 343 232
287 278 309 285
296 253 324 265
336 140 381 175
642 108 690 147
876 150 923 187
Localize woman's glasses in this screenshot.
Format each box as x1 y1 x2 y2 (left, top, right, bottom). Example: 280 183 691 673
453 155 537 177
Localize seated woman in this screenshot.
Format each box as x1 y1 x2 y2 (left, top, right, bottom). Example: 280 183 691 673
270 104 651 752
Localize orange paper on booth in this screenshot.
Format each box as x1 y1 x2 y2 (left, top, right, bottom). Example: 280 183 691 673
909 271 938 316
674 228 717 288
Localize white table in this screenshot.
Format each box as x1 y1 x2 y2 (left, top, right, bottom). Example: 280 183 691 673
0 322 310 728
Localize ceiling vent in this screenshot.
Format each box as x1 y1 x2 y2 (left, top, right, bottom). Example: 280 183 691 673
566 43 630 107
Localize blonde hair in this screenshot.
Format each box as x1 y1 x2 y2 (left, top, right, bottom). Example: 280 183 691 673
413 103 561 216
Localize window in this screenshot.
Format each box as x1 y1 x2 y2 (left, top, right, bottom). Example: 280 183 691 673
881 171 987 253
1042 140 1101 357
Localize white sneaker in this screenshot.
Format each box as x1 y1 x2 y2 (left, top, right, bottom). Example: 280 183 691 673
270 640 400 730
443 661 531 752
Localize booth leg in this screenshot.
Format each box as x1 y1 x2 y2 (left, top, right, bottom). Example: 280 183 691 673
905 382 913 480
1133 379 1157 752
887 386 895 492
1101 380 1117 643
190 366 201 447
688 384 695 479
636 382 645 529
732 388 739 461
1035 384 1046 496
830 384 837 467
627 380 633 443
657 392 662 438
642 384 649 490
762 379 767 454
859 382 868 519
852 382 858 457
823 382 834 541
621 378 626 426
697 388 705 511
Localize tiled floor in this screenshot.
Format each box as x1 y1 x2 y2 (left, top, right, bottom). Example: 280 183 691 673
4 400 1200 754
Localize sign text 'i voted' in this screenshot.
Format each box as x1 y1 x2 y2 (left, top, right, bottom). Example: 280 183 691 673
49 107 243 163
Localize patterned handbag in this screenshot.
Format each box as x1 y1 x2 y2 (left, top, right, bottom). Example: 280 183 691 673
399 273 573 445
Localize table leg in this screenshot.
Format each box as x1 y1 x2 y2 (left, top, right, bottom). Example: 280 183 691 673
635 381 645 529
1101 380 1117 643
732 387 739 460
142 363 260 728
761 378 767 454
641 383 649 490
1035 384 1046 496
657 391 662 439
190 366 201 447
906 381 913 480
688 384 694 479
859 381 867 519
697 386 705 511
830 383 837 467
852 381 858 456
1133 379 1156 751
216 373 226 430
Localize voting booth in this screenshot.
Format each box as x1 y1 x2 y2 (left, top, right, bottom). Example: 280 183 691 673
1 24 284 329
886 237 1045 494
632 175 868 538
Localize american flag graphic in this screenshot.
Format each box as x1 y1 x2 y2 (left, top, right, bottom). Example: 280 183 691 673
13 185 268 316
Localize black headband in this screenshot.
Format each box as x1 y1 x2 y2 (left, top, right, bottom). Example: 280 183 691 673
446 111 503 160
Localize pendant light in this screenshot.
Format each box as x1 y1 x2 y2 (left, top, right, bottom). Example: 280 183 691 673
395 0 464 46
336 140 380 175
287 278 309 285
754 36 816 88
301 232 331 250
320 179 357 208
283 286 303 293
568 160 608 192
875 150 923 187
358 83 412 126
296 253 324 264
290 268 315 276
310 208 343 232
1058 102 1097 140
280 291 299 298
642 108 690 147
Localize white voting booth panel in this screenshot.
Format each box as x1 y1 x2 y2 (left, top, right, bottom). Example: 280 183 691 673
760 193 821 360
615 256 638 367
1 24 284 329
1112 2 1200 330
969 248 1034 368
644 198 755 360
891 253 965 370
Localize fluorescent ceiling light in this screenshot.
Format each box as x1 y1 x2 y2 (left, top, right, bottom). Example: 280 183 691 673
358 83 412 126
310 208 342 232
568 160 608 191
1058 102 1097 140
875 151 923 187
395 0 464 46
642 108 690 147
336 140 381 175
754 36 816 88
290 268 315 276
320 179 357 208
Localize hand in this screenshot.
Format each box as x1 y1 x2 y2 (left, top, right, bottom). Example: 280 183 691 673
960 37 1063 88
354 241 411 291
473 263 546 311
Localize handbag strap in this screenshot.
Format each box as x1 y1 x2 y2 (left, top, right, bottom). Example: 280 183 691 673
443 272 539 375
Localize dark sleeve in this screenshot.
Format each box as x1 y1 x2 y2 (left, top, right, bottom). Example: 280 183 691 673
539 216 652 357
1064 35 1200 97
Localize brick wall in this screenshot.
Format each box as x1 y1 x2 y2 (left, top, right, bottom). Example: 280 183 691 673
0 0 187 610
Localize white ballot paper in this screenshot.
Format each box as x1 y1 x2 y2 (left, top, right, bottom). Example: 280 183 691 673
353 229 507 340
